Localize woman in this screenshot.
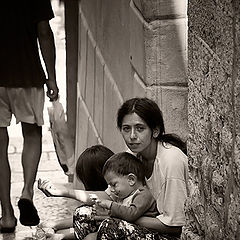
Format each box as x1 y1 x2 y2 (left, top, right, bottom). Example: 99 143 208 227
97 97 188 239
38 97 188 239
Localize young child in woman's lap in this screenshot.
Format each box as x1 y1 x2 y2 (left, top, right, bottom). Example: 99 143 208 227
74 152 158 240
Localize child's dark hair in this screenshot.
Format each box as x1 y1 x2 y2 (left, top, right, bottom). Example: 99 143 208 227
117 97 187 154
76 145 114 191
102 152 145 184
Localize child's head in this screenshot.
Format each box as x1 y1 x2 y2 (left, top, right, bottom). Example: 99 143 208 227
76 145 114 191
102 152 144 199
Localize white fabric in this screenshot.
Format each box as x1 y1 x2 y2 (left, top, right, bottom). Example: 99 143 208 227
145 143 188 226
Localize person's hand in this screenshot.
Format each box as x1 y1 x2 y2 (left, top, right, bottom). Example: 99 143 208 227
89 194 112 209
38 220 57 230
92 204 109 221
37 179 64 197
89 194 110 221
46 233 65 240
46 78 59 101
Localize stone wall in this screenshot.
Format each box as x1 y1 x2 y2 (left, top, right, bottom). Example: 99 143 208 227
184 0 240 239
74 0 188 174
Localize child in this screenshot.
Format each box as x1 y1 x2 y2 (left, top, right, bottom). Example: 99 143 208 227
73 152 158 240
38 145 114 239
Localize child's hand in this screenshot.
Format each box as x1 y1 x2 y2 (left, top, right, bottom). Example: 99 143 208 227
89 194 100 203
89 194 112 209
96 199 113 210
38 179 64 197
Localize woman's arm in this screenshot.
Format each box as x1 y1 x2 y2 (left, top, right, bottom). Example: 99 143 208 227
37 179 110 204
135 216 182 235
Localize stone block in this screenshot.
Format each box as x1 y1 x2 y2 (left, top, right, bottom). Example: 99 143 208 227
48 151 58 161
144 18 187 85
156 86 188 140
129 4 145 80
78 15 88 99
188 0 234 75
86 120 99 147
36 171 68 184
94 53 104 137
103 73 126 153
9 154 22 172
8 137 23 154
75 96 89 159
132 72 147 98
81 0 97 38
140 0 187 20
85 36 95 117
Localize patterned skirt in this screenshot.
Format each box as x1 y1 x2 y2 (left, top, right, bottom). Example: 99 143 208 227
73 206 180 240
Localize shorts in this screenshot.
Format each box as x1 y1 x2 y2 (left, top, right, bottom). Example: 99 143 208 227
0 87 45 127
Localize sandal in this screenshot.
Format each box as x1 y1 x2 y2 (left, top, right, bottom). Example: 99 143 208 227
18 198 40 226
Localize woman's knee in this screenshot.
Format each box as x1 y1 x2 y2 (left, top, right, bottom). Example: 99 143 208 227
74 206 94 222
97 218 121 237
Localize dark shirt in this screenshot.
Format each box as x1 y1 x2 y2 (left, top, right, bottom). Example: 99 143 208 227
0 0 54 87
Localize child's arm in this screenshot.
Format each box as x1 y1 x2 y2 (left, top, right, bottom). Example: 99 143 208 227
38 179 110 204
92 189 155 222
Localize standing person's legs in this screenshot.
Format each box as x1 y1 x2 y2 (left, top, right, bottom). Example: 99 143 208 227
0 127 17 230
8 87 44 226
21 122 42 200
0 87 17 231
0 87 44 228
17 122 42 226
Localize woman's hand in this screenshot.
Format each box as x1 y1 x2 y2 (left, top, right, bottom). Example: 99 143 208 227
135 216 182 235
38 179 66 197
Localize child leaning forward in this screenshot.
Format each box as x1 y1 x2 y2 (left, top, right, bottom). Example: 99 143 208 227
73 152 159 240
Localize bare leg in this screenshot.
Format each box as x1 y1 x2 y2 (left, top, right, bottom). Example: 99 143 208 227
84 232 98 240
0 127 16 227
21 122 42 200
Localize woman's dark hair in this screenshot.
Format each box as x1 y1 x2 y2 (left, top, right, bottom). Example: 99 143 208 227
76 145 114 191
117 97 187 154
102 152 145 184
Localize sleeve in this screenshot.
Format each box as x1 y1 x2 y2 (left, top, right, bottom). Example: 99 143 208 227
110 189 155 222
31 0 54 23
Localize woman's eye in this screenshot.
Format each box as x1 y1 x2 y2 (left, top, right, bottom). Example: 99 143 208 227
136 126 144 132
122 126 130 132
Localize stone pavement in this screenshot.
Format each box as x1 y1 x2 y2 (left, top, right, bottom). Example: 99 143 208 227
0 1 80 239
0 132 79 240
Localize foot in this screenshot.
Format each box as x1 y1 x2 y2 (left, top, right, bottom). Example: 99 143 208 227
18 198 40 226
0 217 17 233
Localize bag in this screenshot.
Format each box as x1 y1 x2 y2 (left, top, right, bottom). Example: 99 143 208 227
47 99 75 176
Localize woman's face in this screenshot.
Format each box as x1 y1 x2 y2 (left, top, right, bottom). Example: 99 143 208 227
120 112 154 154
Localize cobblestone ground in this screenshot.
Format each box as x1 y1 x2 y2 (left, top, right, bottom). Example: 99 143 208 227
0 1 79 239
